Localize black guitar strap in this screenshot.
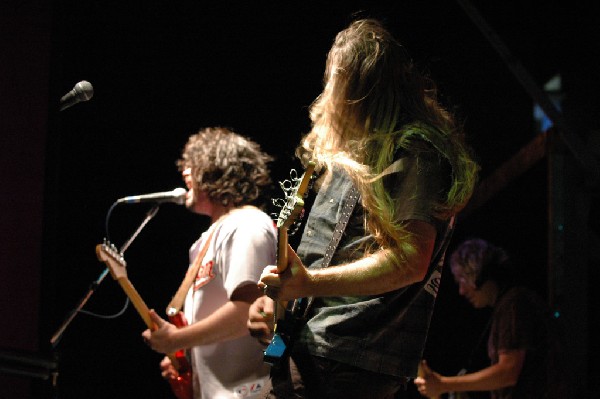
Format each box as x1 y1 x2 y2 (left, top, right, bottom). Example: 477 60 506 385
322 185 361 269
318 158 405 270
294 159 408 317
293 184 360 319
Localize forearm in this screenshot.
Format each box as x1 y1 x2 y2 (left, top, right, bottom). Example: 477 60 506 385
306 219 436 297
439 363 520 393
174 301 251 349
306 249 426 297
261 220 436 300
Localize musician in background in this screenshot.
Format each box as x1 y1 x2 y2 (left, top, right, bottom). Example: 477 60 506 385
248 19 478 398
415 238 568 399
142 127 276 398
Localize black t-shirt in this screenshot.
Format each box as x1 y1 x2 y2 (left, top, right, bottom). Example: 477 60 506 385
488 287 567 399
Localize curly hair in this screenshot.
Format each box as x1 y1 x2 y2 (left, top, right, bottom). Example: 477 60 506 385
299 19 479 264
177 127 274 208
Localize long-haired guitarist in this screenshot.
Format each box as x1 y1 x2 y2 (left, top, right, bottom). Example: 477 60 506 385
248 18 479 399
142 127 276 399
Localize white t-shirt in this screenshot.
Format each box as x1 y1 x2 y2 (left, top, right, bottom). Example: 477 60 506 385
184 207 276 398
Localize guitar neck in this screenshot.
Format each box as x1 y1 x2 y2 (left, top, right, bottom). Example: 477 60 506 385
277 228 289 272
273 227 290 325
116 277 154 329
263 162 315 365
96 242 189 388
117 276 185 367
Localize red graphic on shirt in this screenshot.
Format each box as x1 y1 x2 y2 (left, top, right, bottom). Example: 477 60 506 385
193 260 215 291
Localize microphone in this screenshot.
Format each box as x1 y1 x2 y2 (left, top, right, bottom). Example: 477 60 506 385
116 188 187 205
60 80 94 111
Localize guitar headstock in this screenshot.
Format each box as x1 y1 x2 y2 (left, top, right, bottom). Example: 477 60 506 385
273 161 315 231
96 240 128 280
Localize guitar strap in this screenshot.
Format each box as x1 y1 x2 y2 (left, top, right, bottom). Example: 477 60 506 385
294 159 407 318
303 158 404 278
168 206 259 314
293 183 360 319
322 185 361 269
166 226 217 315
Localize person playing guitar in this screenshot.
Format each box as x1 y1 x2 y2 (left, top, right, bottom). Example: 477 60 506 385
248 19 478 399
415 239 569 399
141 127 277 399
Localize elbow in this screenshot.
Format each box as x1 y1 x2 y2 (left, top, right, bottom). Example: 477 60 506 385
496 350 526 388
385 250 430 287
391 219 437 285
402 255 430 285
412 261 429 282
502 367 521 387
505 375 519 388
495 361 522 388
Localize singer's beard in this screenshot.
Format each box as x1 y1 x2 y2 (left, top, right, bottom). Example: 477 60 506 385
184 188 196 211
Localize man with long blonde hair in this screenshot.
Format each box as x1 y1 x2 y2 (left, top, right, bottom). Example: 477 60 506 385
249 19 479 398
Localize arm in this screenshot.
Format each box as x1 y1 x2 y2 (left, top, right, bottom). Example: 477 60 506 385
260 219 436 300
142 283 262 354
414 351 526 397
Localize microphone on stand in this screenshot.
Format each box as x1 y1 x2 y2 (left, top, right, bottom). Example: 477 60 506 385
60 80 94 111
116 188 187 205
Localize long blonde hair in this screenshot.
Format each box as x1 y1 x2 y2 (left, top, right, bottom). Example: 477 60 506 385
300 19 479 262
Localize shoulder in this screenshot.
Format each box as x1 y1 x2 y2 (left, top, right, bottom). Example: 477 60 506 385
395 122 447 150
218 207 276 236
232 206 274 224
502 286 543 302
496 286 549 317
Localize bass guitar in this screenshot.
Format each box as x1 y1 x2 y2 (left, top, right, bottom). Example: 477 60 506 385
263 161 315 366
96 241 193 399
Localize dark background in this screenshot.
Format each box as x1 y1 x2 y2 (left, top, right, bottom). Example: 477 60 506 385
2 1 599 398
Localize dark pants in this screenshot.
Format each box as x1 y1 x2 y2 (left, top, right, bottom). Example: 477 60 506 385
260 348 408 399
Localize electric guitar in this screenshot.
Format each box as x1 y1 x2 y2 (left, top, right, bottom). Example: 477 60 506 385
263 161 315 366
162 226 216 381
165 277 193 378
96 241 193 399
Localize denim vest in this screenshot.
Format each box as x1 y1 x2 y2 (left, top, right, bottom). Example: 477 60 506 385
295 151 450 378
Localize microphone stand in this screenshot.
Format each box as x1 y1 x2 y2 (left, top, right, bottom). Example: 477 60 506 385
50 204 159 347
48 204 160 394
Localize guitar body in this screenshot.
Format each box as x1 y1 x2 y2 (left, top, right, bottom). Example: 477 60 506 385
168 373 193 399
263 300 307 365
167 312 193 399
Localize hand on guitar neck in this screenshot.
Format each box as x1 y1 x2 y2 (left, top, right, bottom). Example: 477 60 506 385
96 242 193 399
415 360 442 399
247 295 275 346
